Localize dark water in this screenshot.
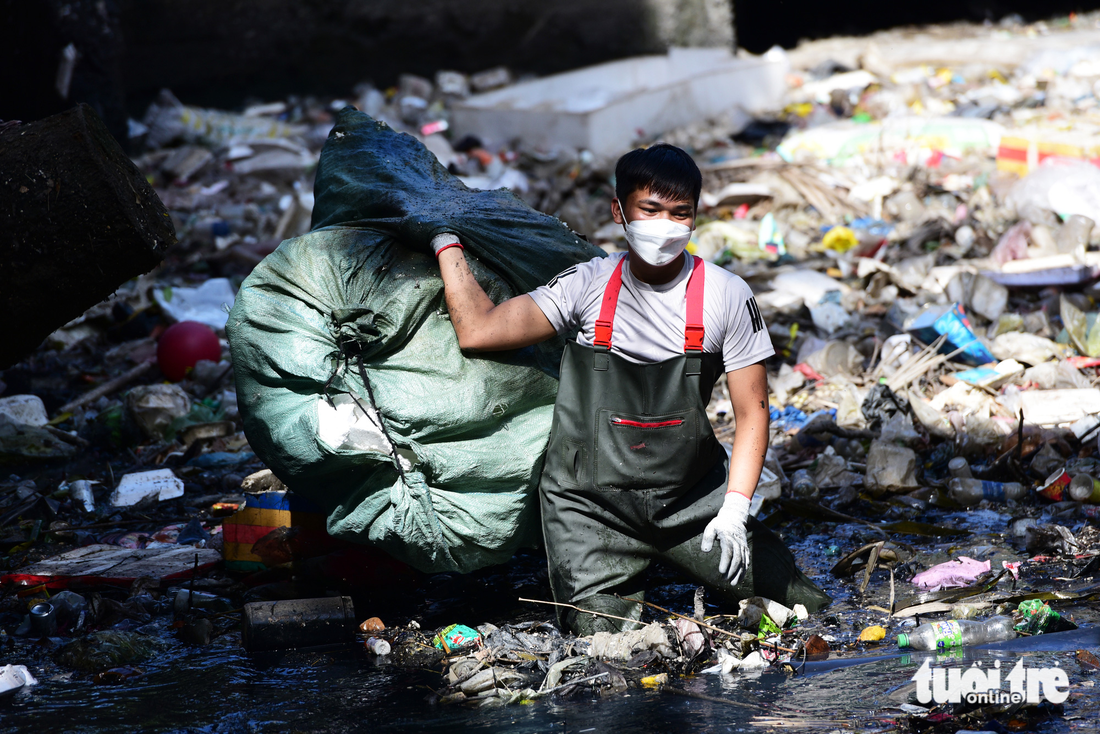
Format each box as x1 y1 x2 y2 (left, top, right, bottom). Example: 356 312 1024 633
3 517 1098 733
3 619 1094 734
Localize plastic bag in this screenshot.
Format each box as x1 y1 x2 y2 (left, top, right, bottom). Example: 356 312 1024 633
1006 158 1100 224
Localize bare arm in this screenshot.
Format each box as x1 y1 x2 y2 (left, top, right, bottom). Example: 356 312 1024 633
725 361 770 499
437 247 557 352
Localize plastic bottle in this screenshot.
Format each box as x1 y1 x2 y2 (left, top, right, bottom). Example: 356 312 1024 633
1069 474 1100 503
790 469 818 500
948 478 1025 506
365 637 391 655
174 590 234 616
897 616 1016 651
68 480 96 513
947 457 972 479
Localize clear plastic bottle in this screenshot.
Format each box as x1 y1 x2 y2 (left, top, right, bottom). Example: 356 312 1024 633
790 469 819 500
1069 474 1100 503
948 478 1025 506
897 616 1016 651
365 637 391 655
947 457 972 479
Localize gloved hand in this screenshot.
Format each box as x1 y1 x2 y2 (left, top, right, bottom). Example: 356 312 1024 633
430 233 464 256
394 215 455 254
700 491 751 586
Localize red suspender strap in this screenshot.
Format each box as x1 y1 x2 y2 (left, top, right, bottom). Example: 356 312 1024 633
684 255 706 352
593 257 627 350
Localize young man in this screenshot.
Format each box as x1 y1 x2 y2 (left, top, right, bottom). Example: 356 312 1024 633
425 144 830 634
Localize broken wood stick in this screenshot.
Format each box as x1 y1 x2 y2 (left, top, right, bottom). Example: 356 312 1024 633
617 595 740 639
517 597 643 628
58 360 155 414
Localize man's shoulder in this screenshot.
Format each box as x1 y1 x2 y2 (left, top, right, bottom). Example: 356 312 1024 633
699 260 751 298
546 252 621 288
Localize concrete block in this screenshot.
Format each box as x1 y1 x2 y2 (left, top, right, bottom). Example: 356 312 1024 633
452 47 788 158
109 469 185 507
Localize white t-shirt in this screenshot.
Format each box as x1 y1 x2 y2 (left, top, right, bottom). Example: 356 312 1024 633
528 252 774 373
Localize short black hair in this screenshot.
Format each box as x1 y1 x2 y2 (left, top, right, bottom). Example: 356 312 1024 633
614 143 702 209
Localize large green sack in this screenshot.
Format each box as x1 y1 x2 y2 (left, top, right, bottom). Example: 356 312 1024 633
228 109 603 573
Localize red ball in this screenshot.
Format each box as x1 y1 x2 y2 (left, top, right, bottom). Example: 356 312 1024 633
157 321 222 381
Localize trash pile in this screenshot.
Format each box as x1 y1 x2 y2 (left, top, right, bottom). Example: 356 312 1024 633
1 9 1100 730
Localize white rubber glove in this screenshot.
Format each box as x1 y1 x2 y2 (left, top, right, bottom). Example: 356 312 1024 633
430 233 463 256
700 491 751 586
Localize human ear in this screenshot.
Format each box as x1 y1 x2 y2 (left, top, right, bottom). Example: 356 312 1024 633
611 199 624 225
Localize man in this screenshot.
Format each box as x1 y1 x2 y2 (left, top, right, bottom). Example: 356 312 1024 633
423 144 830 634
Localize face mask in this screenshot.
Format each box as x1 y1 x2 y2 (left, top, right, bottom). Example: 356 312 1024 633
621 215 693 266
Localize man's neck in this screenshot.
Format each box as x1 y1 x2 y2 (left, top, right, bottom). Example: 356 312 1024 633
626 251 686 285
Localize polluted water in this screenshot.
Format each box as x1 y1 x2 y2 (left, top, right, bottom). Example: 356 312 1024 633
0 548 1098 733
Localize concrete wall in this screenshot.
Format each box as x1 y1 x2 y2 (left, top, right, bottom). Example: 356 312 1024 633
2 0 734 144
117 0 734 110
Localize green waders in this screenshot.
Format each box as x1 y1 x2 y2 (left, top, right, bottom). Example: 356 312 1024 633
539 256 831 635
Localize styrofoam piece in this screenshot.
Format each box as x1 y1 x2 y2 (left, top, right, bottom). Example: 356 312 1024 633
451 47 789 158
0 395 48 427
109 469 185 507
1013 388 1100 427
770 269 850 306
153 277 236 331
0 665 38 697
1070 414 1100 440
793 70 878 104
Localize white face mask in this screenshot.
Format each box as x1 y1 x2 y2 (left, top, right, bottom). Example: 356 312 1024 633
620 214 693 266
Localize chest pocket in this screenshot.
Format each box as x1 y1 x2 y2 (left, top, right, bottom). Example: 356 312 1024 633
594 408 698 490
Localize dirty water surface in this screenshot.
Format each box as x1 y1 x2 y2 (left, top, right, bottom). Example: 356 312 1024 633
2 633 1095 733
2 540 1098 734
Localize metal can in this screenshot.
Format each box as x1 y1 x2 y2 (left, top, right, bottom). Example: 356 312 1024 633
241 596 356 652
1069 474 1100 504
29 601 57 637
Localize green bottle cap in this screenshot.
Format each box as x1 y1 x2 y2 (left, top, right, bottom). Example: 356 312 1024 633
897 633 910 648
